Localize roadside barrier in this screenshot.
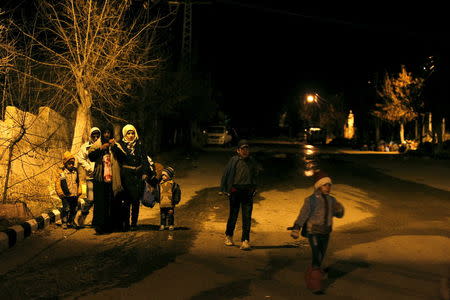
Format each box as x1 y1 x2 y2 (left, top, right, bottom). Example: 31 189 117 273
0 208 63 253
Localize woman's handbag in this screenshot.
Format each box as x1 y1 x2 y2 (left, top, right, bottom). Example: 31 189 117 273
141 182 156 208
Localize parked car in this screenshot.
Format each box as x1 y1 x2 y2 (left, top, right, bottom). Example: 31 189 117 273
205 125 234 145
304 127 326 145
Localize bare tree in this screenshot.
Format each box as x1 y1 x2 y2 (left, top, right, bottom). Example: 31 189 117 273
373 65 425 143
0 53 70 205
5 0 161 153
1 19 70 205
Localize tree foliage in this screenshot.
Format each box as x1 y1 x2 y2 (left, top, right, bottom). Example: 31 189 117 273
374 65 424 124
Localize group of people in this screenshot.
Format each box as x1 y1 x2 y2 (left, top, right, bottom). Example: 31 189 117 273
220 139 345 293
57 130 343 293
56 124 182 234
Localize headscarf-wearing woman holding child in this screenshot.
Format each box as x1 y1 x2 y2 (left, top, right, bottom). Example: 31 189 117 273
111 124 152 231
88 125 123 234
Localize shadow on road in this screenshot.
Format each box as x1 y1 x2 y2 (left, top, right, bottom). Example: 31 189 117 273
326 260 371 285
136 224 191 231
252 244 298 250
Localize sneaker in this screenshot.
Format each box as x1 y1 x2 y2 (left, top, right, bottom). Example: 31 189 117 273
168 225 174 231
224 235 234 246
240 240 251 250
159 225 165 231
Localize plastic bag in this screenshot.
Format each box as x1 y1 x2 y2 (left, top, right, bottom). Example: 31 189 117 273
141 182 156 208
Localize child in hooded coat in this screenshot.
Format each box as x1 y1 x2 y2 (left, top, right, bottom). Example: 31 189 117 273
155 167 181 231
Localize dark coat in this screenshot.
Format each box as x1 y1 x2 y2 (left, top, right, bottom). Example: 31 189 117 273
220 155 260 193
111 139 153 203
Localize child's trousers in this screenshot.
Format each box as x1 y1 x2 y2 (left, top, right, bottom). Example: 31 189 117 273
160 207 174 226
62 196 78 224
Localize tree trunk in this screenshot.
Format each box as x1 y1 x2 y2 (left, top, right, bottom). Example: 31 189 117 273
415 119 419 140
375 121 380 143
113 123 121 141
71 104 92 154
419 114 425 144
399 122 405 144
2 127 26 204
2 145 15 204
437 121 443 147
442 118 446 142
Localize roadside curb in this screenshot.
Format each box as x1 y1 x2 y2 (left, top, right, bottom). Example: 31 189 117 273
0 208 63 253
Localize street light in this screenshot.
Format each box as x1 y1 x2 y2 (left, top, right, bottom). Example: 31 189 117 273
306 94 316 103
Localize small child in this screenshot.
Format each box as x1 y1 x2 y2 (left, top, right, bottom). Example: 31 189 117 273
56 151 82 229
290 171 344 293
156 167 181 231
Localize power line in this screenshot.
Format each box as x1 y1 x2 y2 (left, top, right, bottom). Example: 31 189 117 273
215 0 449 39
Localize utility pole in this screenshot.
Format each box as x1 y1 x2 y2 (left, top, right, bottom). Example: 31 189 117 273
168 0 211 71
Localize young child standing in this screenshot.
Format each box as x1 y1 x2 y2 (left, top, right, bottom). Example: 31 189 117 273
290 171 344 293
56 151 82 229
156 167 181 231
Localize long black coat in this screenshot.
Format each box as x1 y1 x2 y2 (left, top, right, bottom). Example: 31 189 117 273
111 140 152 203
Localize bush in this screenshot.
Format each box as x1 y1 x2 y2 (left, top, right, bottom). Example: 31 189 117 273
442 140 450 150
417 142 433 154
327 137 352 147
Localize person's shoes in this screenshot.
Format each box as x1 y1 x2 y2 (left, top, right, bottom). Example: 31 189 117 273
168 225 174 231
159 225 165 231
240 240 251 250
224 235 234 246
62 223 68 230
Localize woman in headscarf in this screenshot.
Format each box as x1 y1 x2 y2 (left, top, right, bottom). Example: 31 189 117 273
88 125 123 234
112 124 152 231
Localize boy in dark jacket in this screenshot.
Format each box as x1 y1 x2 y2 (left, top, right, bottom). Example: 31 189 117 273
156 167 181 231
220 140 261 250
56 152 82 229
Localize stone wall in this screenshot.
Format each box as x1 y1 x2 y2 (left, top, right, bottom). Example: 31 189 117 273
0 106 72 204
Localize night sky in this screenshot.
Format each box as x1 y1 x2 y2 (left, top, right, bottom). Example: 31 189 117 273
193 1 450 132
2 1 449 135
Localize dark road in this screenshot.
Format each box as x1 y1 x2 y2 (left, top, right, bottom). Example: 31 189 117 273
0 144 448 299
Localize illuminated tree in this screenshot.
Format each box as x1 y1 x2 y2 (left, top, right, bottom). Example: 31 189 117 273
5 0 160 153
373 65 425 143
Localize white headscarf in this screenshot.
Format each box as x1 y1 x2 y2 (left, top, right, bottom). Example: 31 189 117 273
89 127 101 144
122 124 139 155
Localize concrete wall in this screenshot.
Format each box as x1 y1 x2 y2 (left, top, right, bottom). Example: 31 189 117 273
0 106 71 204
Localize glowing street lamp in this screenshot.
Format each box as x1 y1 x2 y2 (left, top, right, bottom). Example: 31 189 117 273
306 94 316 103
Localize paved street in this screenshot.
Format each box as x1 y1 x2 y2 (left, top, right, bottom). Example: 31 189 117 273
0 143 449 299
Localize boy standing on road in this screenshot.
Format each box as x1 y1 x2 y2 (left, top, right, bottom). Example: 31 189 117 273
56 152 82 229
221 139 261 250
156 167 181 231
290 171 344 292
